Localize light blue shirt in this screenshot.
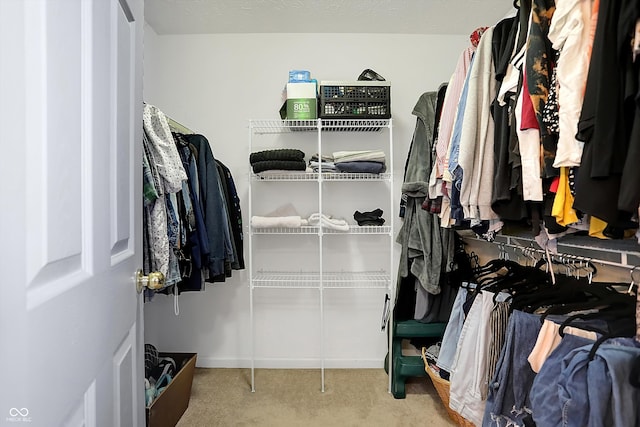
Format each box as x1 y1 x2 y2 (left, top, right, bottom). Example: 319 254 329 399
448 53 475 174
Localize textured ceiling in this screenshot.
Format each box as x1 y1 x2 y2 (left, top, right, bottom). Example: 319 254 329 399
145 0 515 35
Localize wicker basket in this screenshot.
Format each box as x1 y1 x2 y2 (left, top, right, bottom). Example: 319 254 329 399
422 347 476 427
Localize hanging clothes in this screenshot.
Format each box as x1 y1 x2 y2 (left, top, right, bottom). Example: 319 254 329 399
457 25 499 222
216 160 245 271
430 0 640 243
574 0 640 224
547 0 593 168
434 250 638 427
181 133 233 281
142 104 244 299
428 29 481 201
143 104 188 288
525 0 558 179
396 90 451 297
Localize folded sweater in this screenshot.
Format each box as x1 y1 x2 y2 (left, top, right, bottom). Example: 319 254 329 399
335 161 386 174
250 149 305 164
251 160 306 173
332 150 386 164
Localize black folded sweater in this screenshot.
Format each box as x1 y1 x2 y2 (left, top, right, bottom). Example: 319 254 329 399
252 160 307 174
250 149 305 164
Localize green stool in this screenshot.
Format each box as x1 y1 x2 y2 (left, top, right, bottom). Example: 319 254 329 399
385 320 447 399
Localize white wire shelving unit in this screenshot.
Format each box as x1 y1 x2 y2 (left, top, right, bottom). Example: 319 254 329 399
248 118 394 393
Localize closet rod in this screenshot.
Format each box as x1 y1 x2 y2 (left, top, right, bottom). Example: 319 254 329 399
166 116 194 134
463 234 640 271
489 240 598 269
507 236 638 270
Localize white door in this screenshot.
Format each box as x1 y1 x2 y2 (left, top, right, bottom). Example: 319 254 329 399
0 0 144 426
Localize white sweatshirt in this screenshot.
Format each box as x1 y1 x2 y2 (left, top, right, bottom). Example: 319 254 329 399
548 0 593 167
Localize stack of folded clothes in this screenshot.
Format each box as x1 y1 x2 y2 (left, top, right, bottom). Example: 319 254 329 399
308 154 336 173
332 150 386 174
353 208 385 226
250 149 306 174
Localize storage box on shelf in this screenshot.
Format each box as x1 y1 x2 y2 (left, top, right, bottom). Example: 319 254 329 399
285 82 318 120
319 81 391 119
146 353 197 427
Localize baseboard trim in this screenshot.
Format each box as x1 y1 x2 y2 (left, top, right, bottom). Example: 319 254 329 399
196 357 385 369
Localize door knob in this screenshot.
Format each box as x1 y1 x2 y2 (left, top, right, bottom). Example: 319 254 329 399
135 270 165 293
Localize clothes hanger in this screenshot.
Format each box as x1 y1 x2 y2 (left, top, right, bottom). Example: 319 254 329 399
627 266 639 294
519 274 633 318
586 328 636 361
167 116 194 135
535 282 636 320
558 312 609 338
557 305 636 338
514 275 593 314
480 261 550 295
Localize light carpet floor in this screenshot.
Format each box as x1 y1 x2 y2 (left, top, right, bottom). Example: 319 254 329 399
177 368 456 427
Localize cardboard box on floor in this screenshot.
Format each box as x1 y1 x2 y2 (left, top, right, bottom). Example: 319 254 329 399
146 353 197 427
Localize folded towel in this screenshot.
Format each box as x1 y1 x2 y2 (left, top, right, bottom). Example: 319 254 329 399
252 160 306 173
335 161 386 174
307 213 350 231
250 149 305 164
332 150 386 164
251 216 308 228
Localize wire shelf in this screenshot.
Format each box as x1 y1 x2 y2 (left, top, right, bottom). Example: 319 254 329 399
251 270 390 289
249 119 391 134
250 119 318 134
323 225 392 234
252 271 320 288
251 225 390 234
252 226 320 234
251 172 319 181
251 172 391 181
322 271 390 289
321 119 390 132
322 172 391 181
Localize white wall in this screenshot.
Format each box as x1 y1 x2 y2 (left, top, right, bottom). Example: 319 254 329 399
142 25 470 368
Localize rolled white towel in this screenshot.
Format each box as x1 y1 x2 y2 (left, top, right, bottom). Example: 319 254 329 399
307 213 350 231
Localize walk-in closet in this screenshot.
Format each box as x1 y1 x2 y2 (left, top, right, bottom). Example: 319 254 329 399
3 0 640 426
